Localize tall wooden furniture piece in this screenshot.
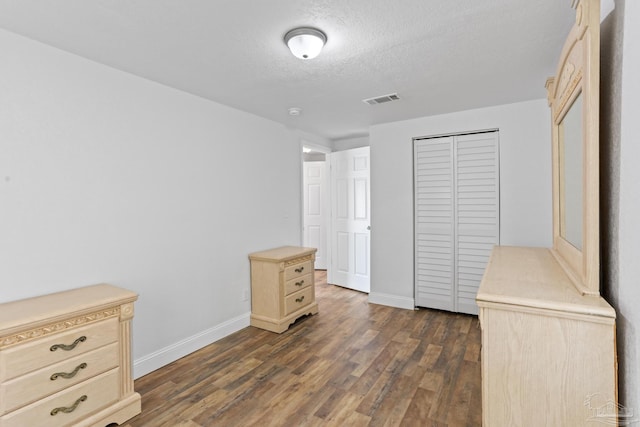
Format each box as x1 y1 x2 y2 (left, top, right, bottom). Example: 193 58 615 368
477 1 618 425
0 284 141 427
249 246 318 333
477 247 616 425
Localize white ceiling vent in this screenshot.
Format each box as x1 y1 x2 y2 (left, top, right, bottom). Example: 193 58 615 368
363 93 400 106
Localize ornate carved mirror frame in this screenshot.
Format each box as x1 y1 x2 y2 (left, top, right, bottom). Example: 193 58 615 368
546 0 600 295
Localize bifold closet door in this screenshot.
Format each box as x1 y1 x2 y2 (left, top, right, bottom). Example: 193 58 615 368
414 136 456 312
414 132 499 315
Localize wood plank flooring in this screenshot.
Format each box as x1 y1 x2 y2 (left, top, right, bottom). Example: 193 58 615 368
122 271 481 427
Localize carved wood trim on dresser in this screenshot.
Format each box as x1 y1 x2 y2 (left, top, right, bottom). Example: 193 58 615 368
476 1 617 424
0 284 141 427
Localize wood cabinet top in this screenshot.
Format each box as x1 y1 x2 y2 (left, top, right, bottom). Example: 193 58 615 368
0 284 138 334
477 246 615 319
248 246 317 263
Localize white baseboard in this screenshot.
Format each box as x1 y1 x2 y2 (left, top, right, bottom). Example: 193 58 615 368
368 292 415 310
133 312 251 379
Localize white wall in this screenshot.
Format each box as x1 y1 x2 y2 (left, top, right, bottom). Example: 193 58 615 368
297 130 332 152
369 99 552 307
333 135 369 151
616 0 640 414
0 29 307 377
600 0 640 414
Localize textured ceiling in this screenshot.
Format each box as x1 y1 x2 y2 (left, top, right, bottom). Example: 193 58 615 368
0 0 574 140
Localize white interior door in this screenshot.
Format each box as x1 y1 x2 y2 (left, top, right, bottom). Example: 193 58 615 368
329 147 370 293
303 161 327 269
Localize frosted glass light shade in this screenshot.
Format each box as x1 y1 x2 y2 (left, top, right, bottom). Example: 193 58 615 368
284 28 326 60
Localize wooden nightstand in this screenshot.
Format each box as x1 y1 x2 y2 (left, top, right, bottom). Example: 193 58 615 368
249 246 318 333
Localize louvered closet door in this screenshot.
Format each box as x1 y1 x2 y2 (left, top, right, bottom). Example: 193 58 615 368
414 132 499 315
455 133 499 314
414 137 456 312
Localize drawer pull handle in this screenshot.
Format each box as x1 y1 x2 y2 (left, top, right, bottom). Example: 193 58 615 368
50 336 86 352
50 363 87 380
295 280 304 287
295 266 304 273
295 296 305 303
50 395 87 416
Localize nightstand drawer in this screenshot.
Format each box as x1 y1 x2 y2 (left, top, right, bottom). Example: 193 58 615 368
284 273 312 296
0 342 119 414
284 260 313 281
0 368 119 427
0 318 118 382
284 287 314 316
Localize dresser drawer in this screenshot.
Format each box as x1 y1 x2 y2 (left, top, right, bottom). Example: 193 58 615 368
0 368 119 427
284 260 313 281
284 273 312 296
0 342 119 415
0 318 118 382
284 287 314 316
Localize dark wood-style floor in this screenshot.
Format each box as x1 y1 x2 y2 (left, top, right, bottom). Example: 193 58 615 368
122 271 481 427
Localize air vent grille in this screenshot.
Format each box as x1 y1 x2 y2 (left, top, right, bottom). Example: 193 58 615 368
363 93 400 105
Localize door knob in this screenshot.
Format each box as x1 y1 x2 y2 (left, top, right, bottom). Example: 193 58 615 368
367 225 371 230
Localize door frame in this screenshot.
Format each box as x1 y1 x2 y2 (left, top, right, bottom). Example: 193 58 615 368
300 141 332 275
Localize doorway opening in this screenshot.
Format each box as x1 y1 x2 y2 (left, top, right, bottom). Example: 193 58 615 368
301 144 371 293
302 145 329 270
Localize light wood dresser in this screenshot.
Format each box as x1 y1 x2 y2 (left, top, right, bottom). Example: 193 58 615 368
248 246 318 333
0 284 141 427
476 246 617 426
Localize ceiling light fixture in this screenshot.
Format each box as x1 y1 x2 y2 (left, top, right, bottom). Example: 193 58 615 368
284 27 326 60
288 107 302 116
